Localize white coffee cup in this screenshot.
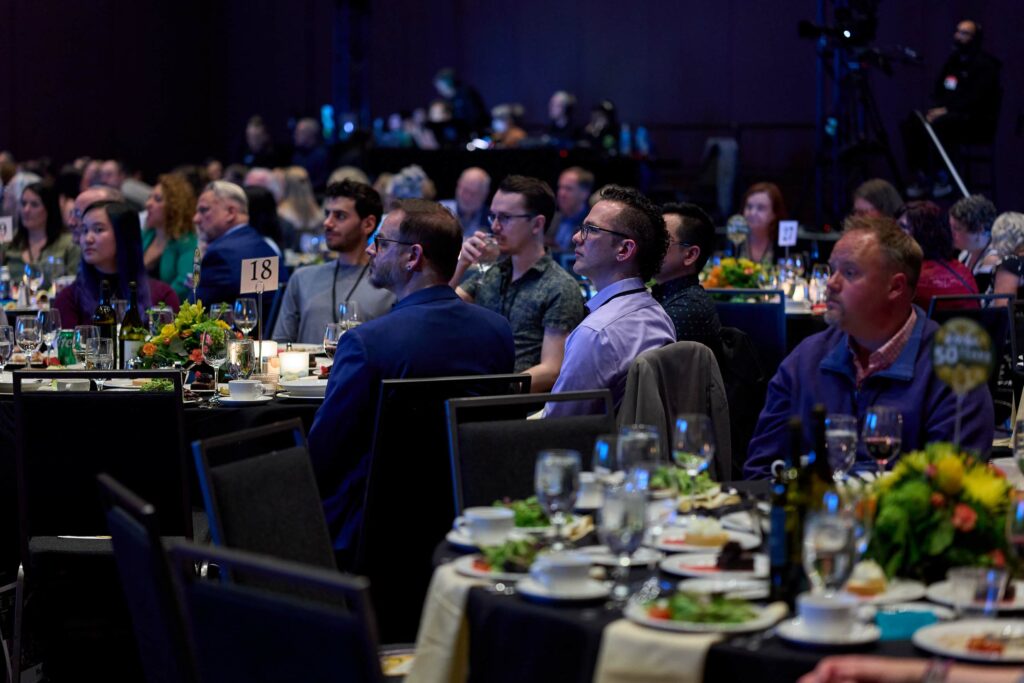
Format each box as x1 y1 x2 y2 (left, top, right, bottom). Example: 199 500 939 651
455 507 515 547
529 551 592 592
797 592 858 639
228 379 265 400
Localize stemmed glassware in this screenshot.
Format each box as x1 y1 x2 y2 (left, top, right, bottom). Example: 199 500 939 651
802 503 855 595
73 325 99 367
201 330 229 399
148 307 175 336
672 414 716 519
0 325 12 375
15 316 41 362
535 449 581 551
233 298 258 338
825 413 858 481
592 433 618 483
209 303 234 328
225 338 256 381
36 309 61 362
620 425 676 544
862 406 903 477
87 338 114 390
598 484 647 603
324 323 342 359
338 300 362 332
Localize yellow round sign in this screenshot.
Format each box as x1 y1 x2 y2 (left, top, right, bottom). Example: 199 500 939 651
932 317 993 395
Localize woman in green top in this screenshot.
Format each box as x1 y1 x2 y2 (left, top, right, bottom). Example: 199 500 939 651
142 173 198 302
4 181 80 281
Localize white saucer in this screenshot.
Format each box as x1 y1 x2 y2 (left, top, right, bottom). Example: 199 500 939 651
445 529 529 550
926 580 1024 612
517 577 610 603
578 545 662 567
776 617 881 646
219 395 273 406
276 391 323 402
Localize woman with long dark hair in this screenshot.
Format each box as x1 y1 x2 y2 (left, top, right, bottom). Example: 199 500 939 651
3 181 79 280
142 173 198 302
54 201 180 326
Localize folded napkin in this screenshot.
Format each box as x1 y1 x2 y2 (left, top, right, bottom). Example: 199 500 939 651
405 563 485 683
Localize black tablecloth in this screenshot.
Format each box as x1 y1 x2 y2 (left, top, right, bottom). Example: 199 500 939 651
0 394 321 583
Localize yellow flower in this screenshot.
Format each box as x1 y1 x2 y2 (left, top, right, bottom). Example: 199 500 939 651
962 467 1009 510
934 455 964 495
216 319 230 330
160 324 178 338
901 451 929 474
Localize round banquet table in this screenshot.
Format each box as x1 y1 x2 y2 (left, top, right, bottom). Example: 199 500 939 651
0 392 322 583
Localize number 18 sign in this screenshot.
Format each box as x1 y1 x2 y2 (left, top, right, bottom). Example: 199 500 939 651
240 256 279 294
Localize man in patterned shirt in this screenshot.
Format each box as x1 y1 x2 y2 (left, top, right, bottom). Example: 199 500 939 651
651 202 722 351
451 175 586 392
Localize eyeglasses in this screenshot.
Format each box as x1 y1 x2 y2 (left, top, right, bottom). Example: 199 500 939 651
576 223 632 242
373 235 415 251
487 212 534 226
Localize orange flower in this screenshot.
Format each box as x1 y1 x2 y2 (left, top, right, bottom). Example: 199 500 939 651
951 503 977 533
990 549 1007 569
181 330 192 338
142 343 157 357
189 348 204 363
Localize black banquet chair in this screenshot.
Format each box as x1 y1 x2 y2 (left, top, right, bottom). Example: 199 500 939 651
446 389 614 514
706 288 787 376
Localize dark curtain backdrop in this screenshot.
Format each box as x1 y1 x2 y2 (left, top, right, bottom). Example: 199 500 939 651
2 0 1021 215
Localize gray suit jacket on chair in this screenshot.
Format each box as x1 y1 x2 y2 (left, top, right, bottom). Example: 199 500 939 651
617 341 732 480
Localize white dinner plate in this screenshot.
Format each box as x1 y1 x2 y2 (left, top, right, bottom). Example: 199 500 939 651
719 511 769 534
651 528 760 554
445 529 531 551
777 617 880 646
675 577 769 601
103 378 142 390
841 579 927 605
276 391 323 402
278 377 328 397
577 545 662 567
452 554 528 583
517 577 610 603
926 580 1024 612
659 552 768 580
913 619 1024 662
624 599 782 634
218 395 273 406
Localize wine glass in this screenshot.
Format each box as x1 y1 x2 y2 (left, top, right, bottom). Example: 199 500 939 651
0 325 12 375
73 325 99 367
672 414 716 519
225 338 256 381
324 323 342 359
862 406 903 477
598 484 647 603
87 338 114 390
233 298 258 338
620 425 676 544
15 315 41 360
201 330 229 399
148 307 175 336
338 300 362 332
803 507 855 594
592 433 618 483
36 309 61 361
535 449 581 551
825 413 858 482
476 235 500 274
209 302 234 327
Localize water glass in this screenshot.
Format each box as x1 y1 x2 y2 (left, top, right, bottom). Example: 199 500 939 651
36 309 61 359
476 235 500 274
226 338 256 380
87 338 114 389
324 323 342 359
825 414 858 481
672 414 716 516
201 331 229 397
338 300 361 332
620 425 676 541
148 307 175 336
592 433 618 483
209 303 234 327
599 484 647 602
617 424 661 472
74 325 100 367
948 566 1009 618
535 449 581 551
862 406 902 476
15 316 41 357
233 298 258 337
803 510 855 594
0 325 12 373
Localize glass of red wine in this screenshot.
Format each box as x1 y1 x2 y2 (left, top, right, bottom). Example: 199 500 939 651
861 406 902 477
323 323 342 359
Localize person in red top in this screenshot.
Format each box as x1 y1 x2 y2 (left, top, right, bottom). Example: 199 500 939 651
898 200 979 311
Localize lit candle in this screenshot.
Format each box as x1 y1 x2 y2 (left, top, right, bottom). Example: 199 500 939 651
254 340 278 361
279 351 309 380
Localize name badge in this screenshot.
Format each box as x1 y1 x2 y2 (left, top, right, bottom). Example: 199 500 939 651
240 256 280 294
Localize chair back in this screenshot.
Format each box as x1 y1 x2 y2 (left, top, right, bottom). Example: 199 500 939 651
98 474 197 683
357 373 530 642
706 288 786 374
14 370 191 562
928 294 1016 427
168 541 383 683
192 419 336 570
447 390 614 514
716 326 768 477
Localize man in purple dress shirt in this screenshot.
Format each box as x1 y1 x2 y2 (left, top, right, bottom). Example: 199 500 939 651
546 185 676 416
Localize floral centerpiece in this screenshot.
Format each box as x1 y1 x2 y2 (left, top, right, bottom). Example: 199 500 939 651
135 300 236 369
865 442 1011 583
702 257 763 289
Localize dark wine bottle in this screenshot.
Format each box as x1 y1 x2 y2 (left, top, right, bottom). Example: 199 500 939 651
771 416 806 607
92 280 117 368
119 281 146 369
806 404 838 512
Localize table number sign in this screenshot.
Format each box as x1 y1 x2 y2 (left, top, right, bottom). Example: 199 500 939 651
240 256 279 295
932 317 992 446
0 216 13 244
777 220 798 248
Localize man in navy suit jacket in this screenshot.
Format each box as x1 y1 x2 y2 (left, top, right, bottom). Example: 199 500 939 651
193 181 277 314
308 199 515 553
